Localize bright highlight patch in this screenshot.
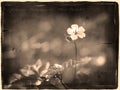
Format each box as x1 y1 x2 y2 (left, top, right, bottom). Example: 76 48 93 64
95 56 106 66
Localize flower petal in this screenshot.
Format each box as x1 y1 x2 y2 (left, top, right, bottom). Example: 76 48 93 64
67 28 74 35
71 24 79 32
83 33 86 37
70 34 78 40
78 33 86 38
78 26 85 32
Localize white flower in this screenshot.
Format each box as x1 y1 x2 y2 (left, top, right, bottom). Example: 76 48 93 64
67 24 86 40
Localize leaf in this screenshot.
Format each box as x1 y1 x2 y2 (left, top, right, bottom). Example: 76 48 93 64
66 36 72 42
40 62 50 77
62 67 76 83
49 77 65 89
9 73 22 84
20 65 35 77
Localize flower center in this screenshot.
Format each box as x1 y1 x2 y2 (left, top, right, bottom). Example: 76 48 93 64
75 31 78 35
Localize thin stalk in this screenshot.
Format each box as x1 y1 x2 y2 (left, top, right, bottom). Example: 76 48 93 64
73 41 77 79
74 41 77 61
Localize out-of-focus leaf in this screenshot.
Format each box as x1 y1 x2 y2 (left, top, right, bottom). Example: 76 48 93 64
49 77 65 89
62 59 73 68
38 81 58 89
4 84 12 89
66 36 72 42
40 62 50 77
20 59 42 77
20 65 35 77
9 75 38 89
44 63 64 81
9 73 22 84
62 67 76 83
32 59 42 72
34 80 42 86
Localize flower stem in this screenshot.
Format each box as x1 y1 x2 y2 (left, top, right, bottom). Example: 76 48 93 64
73 41 77 79
74 41 77 61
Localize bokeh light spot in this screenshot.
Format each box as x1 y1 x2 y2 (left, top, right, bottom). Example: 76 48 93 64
93 56 106 66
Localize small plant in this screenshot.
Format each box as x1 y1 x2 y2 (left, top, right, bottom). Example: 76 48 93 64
66 24 86 78
4 24 86 89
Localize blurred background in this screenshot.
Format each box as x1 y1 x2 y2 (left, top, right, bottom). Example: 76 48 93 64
2 2 118 88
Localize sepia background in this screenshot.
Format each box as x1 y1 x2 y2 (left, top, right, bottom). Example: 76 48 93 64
1 2 118 88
